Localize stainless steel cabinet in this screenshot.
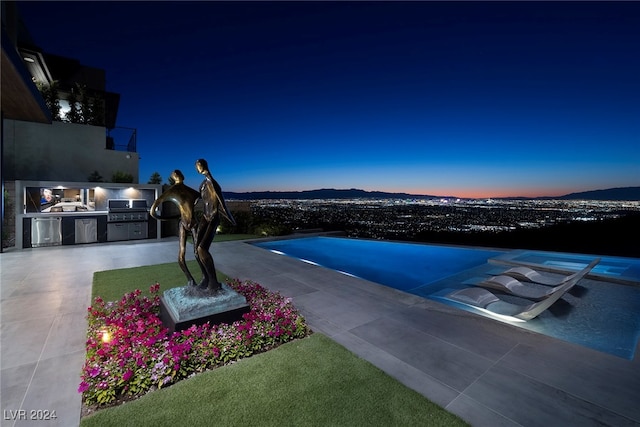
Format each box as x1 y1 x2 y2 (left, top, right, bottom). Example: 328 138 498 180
107 223 129 241
107 222 148 241
31 217 62 247
75 218 98 244
128 222 148 240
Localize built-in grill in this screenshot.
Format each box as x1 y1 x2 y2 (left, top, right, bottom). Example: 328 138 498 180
107 199 149 241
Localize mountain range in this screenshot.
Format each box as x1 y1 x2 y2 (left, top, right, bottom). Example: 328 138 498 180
224 186 640 201
556 187 640 201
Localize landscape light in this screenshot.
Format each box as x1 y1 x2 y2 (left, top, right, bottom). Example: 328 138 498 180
100 329 112 343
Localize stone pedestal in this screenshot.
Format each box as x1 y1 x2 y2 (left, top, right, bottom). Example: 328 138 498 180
159 283 250 333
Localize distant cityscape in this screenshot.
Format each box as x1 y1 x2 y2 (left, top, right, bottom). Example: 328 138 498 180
247 197 638 236
226 196 640 258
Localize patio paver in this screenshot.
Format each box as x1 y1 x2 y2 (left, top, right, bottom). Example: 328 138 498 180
1 237 639 426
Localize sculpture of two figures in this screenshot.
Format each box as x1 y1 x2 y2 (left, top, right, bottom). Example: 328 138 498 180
150 159 236 294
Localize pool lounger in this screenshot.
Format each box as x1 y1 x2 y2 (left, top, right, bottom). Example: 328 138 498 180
498 259 600 286
445 279 576 321
476 258 601 301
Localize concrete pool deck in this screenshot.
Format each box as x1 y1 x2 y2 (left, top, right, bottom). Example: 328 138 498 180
1 237 639 426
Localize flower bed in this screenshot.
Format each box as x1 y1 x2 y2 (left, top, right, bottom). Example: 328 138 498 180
79 279 311 407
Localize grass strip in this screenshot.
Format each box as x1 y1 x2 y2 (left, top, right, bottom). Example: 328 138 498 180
92 234 257 301
92 260 213 301
80 333 466 427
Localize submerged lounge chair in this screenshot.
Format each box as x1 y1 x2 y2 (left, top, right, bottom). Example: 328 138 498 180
476 258 600 301
445 282 572 321
446 258 600 321
499 259 600 286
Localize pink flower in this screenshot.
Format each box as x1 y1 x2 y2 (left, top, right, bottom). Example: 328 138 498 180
79 280 309 406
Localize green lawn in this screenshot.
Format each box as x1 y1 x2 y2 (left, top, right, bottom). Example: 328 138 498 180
92 259 217 301
81 333 466 427
84 235 468 426
210 233 260 242
92 234 257 301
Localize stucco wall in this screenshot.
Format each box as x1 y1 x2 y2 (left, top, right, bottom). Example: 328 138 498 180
3 119 139 182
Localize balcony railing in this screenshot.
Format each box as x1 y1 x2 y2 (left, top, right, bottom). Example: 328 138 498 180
106 127 137 153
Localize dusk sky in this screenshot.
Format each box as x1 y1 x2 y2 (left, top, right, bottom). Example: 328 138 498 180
17 1 640 198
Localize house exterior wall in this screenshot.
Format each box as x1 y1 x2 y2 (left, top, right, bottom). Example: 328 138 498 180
3 119 139 182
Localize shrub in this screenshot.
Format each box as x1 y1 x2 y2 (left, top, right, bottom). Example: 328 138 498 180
79 280 310 406
111 171 134 183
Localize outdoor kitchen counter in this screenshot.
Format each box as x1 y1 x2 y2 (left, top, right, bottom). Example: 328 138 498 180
21 212 157 248
12 180 163 250
23 211 109 217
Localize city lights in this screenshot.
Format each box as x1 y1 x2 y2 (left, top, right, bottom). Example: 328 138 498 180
244 197 639 244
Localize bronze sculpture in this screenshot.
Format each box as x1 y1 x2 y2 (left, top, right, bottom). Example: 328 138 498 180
150 160 236 293
149 170 200 287
194 158 236 292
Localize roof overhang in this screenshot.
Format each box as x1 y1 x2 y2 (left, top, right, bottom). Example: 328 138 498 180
1 28 51 123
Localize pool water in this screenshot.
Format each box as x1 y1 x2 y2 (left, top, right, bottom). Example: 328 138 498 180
253 236 640 360
254 236 504 292
501 250 640 285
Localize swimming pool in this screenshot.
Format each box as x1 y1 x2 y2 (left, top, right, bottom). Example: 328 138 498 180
253 236 504 292
253 236 640 360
